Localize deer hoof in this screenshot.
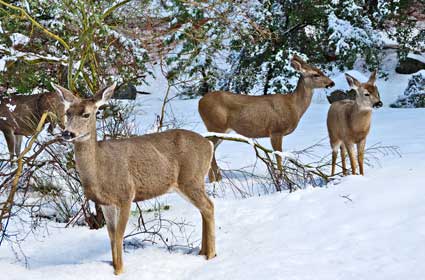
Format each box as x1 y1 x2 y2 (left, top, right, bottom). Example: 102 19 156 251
205 252 217 260
114 267 124 275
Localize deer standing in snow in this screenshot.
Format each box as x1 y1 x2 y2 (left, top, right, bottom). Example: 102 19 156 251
327 71 382 176
0 92 64 160
52 83 216 275
198 55 335 181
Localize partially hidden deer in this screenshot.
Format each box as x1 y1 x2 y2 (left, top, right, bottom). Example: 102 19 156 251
327 71 382 176
198 55 335 182
0 92 64 160
51 83 216 275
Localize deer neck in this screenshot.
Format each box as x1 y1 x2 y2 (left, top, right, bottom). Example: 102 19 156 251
73 120 99 188
292 76 314 119
351 103 372 131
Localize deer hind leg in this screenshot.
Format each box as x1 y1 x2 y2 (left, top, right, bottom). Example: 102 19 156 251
113 201 131 275
340 144 348 176
209 137 223 182
179 182 216 259
345 143 357 175
357 139 366 176
14 135 23 158
3 130 16 161
270 134 283 175
101 205 119 271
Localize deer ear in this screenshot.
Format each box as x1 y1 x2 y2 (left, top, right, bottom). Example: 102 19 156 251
51 83 79 109
95 83 116 107
291 55 307 73
345 73 361 90
368 70 377 84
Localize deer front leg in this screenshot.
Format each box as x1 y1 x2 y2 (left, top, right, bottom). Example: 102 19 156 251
270 134 283 175
357 139 366 176
345 143 357 175
101 205 118 270
114 201 131 275
340 145 347 175
331 144 339 176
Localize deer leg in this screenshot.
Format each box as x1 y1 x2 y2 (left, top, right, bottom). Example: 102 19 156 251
270 134 283 175
3 130 16 161
114 201 131 275
346 143 357 175
331 143 340 176
180 182 216 259
340 145 347 176
101 205 118 270
14 135 23 158
209 137 223 182
357 139 366 176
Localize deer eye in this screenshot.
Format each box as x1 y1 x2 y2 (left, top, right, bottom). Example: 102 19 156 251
364 93 370 97
82 113 90 118
313 74 321 78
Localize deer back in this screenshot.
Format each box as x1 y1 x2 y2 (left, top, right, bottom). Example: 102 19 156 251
199 91 301 138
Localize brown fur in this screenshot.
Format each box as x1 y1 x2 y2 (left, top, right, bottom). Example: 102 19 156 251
198 55 335 181
327 71 382 176
52 83 216 275
0 92 64 159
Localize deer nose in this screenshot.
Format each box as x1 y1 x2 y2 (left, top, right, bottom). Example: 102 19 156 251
374 101 383 108
326 81 335 88
62 130 76 140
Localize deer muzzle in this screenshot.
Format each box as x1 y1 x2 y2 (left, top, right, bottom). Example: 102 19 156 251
326 81 335 89
62 130 76 141
373 101 383 108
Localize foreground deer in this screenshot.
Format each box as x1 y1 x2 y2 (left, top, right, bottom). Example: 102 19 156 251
0 93 64 160
199 55 335 181
52 83 216 275
327 71 382 176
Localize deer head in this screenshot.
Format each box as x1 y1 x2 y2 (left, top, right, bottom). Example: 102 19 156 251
345 71 382 109
291 54 335 89
51 83 116 142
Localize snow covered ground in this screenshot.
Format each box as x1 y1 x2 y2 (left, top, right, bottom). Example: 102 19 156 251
1 61 425 279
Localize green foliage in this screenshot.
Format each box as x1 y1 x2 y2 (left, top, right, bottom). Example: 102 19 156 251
0 0 149 95
159 0 413 96
155 0 234 96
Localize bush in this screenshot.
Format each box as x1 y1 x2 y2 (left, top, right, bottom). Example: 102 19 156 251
391 71 425 108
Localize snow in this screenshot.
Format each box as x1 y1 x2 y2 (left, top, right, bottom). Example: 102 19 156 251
6 103 16 112
1 62 425 279
10 33 30 47
327 12 381 56
0 58 6 72
408 53 425 64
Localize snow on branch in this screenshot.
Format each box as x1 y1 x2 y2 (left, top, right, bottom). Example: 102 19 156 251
0 45 68 72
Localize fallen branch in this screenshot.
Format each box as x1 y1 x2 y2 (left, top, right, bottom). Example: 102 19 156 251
203 132 331 191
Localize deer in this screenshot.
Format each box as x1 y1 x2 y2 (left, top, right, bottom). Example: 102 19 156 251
0 92 64 160
51 83 216 275
327 71 382 176
198 54 335 182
